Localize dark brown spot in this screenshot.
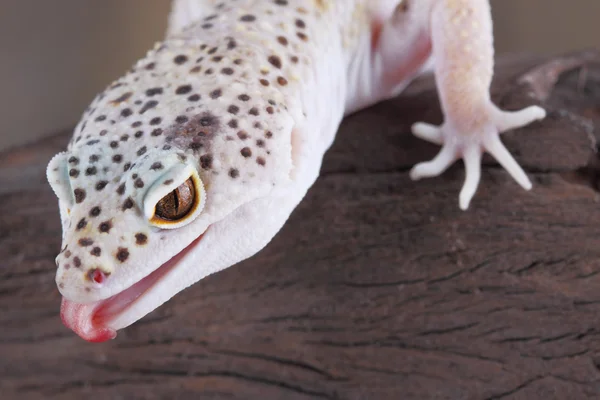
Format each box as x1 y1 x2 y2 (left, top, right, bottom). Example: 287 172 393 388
73 257 82 268
112 154 123 163
69 169 79 178
90 247 102 257
89 155 100 163
90 206 101 217
291 55 299 63
241 147 252 158
228 119 239 129
151 128 163 137
74 189 86 203
174 55 188 64
135 233 148 245
228 105 240 115
190 66 202 74
145 62 156 70
150 117 162 126
295 19 306 28
85 166 97 176
110 141 119 149
265 131 273 138
137 146 147 156
249 107 259 116
95 181 108 191
176 115 189 124
229 168 240 178
79 238 94 247
121 108 133 118
260 79 270 86
200 154 213 170
164 179 174 185
68 156 79 165
238 94 250 101
123 162 131 172
277 36 288 46
112 92 132 104
95 115 107 122
237 130 249 140
176 85 192 95
274 0 288 5
188 94 201 102
277 76 288 86
240 14 256 22
268 55 282 69
151 162 163 171
266 106 275 114
65 250 72 258
123 198 134 211
116 248 129 263
257 139 265 147
135 178 145 188
210 89 222 99
146 88 163 97
221 67 234 75
140 100 158 114
99 221 113 233
257 157 266 166
76 218 87 230
297 32 308 41
212 56 223 62
117 183 126 195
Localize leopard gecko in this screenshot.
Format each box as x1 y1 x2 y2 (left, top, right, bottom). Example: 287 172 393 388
46 0 546 342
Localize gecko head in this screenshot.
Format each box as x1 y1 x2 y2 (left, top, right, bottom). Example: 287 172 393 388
46 80 295 342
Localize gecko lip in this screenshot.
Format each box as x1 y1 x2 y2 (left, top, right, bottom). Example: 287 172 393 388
60 234 204 343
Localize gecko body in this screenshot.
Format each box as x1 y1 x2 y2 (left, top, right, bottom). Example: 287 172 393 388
47 0 546 342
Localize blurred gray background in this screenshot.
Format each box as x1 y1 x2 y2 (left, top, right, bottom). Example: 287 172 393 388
0 0 598 152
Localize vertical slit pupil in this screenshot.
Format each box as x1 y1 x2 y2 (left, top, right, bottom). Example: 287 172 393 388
154 178 195 221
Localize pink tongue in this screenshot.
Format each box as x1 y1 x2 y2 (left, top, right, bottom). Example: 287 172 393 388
60 298 117 343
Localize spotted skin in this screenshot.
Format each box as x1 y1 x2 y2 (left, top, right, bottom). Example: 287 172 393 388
47 0 546 342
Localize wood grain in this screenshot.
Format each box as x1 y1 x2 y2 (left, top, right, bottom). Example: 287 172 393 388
1 52 600 400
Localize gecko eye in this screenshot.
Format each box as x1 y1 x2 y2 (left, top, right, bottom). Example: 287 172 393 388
144 164 206 229
154 178 195 221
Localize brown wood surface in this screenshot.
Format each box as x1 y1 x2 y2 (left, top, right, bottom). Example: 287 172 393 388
1 52 600 400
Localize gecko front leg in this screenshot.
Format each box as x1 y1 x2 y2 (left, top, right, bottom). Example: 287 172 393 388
378 0 546 210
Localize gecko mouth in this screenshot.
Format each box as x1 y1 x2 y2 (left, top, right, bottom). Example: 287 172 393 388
60 235 204 343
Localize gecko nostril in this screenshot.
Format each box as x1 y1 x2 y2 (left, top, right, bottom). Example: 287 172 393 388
88 268 110 285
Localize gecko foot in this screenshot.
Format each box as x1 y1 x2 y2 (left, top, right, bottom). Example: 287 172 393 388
410 105 546 210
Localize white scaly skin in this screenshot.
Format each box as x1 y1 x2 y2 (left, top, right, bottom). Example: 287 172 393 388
46 0 546 342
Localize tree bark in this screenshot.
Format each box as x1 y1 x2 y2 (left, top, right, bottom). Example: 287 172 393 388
1 51 600 400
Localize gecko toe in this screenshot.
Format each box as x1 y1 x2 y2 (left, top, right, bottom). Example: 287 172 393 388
410 143 456 180
412 122 444 145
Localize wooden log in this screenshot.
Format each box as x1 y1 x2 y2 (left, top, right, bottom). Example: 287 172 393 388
1 51 600 399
